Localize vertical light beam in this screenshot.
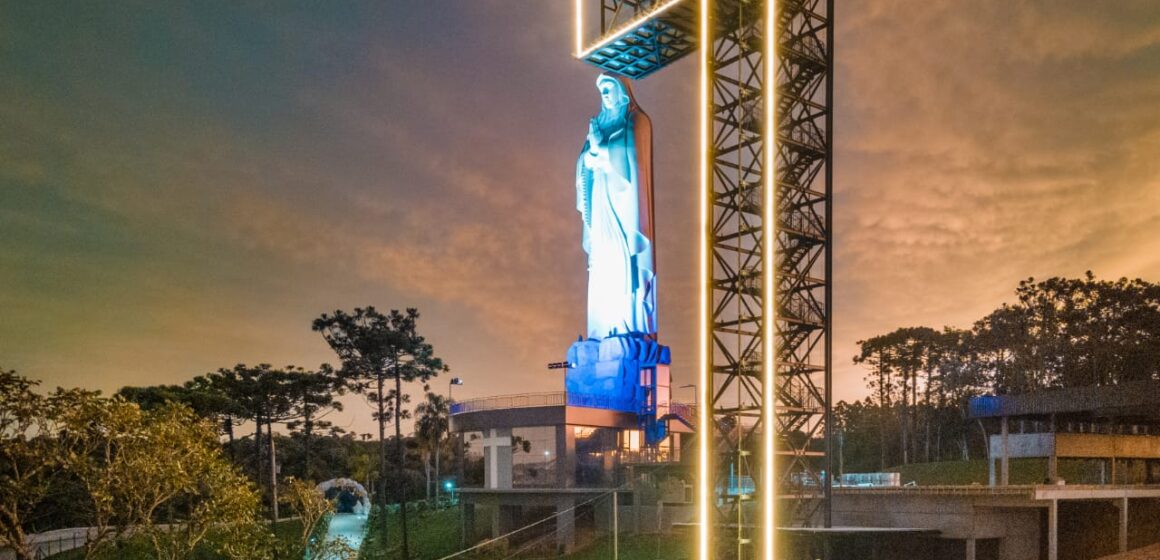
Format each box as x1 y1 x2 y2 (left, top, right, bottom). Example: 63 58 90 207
762 0 778 559
574 0 583 56
697 0 712 559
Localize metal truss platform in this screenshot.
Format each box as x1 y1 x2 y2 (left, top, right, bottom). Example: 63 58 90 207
576 0 697 79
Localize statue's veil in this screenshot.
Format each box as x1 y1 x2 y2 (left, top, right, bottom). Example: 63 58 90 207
595 74 636 133
591 72 657 338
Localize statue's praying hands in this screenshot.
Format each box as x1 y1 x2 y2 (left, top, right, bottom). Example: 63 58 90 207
584 118 611 171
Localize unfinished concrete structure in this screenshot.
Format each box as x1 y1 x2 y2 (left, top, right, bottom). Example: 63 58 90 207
823 381 1160 560
798 382 1160 560
831 484 1160 560
971 380 1160 487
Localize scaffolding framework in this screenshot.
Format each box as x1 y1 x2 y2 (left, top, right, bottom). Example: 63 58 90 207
575 0 832 557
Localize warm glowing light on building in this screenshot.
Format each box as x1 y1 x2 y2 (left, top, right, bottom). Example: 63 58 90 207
573 0 686 60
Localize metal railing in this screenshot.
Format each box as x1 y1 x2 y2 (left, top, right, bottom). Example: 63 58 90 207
450 392 566 414
833 484 1037 496
450 391 697 423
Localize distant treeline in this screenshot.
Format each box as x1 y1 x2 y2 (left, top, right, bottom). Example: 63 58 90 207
840 273 1160 472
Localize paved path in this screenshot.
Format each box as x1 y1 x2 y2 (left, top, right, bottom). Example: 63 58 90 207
317 513 367 559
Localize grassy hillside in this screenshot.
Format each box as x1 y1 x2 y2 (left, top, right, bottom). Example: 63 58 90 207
886 458 1106 485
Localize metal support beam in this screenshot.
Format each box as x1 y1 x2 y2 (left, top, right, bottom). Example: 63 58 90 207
703 0 832 555
1048 499 1058 560
1119 497 1128 553
577 2 833 557
1001 416 1010 486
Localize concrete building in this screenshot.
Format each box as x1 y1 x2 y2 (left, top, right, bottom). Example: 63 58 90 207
831 485 1160 560
788 382 1160 560
823 381 1158 560
450 391 694 554
448 381 1160 559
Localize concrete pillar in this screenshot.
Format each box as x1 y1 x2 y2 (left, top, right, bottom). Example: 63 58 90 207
1048 415 1058 482
460 502 475 548
1048 499 1058 560
454 429 465 482
1119 497 1129 553
613 490 620 559
556 496 576 554
1001 416 1010 486
965 538 976 560
494 504 520 539
630 466 641 534
555 424 576 488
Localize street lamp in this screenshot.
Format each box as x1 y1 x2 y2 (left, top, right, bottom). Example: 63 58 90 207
444 480 456 504
438 377 464 506
449 377 464 404
680 384 697 407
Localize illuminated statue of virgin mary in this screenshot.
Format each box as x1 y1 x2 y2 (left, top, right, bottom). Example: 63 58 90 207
576 73 656 341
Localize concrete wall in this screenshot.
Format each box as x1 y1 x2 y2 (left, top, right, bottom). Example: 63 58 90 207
833 493 1042 560
1057 434 1160 459
990 433 1055 459
989 433 1160 461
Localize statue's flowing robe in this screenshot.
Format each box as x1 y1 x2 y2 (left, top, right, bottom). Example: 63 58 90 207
576 77 656 340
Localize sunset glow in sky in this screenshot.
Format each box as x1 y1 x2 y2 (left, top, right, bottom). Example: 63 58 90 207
3 1 1160 435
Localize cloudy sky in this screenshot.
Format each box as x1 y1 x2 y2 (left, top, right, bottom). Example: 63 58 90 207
2 1 1159 435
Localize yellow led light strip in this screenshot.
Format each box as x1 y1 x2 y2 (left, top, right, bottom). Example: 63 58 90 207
574 0 584 57
696 0 711 559
574 0 687 59
762 0 778 558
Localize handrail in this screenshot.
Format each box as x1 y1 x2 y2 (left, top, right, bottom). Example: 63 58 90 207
451 391 698 420
450 392 566 414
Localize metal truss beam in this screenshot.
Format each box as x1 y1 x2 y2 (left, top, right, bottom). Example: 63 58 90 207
575 1 833 558
699 1 832 557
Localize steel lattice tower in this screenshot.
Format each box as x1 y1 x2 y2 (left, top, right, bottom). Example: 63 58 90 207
575 1 832 557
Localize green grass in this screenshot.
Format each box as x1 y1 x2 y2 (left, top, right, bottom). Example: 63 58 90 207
887 458 1106 485
563 532 694 560
359 504 494 560
357 503 696 560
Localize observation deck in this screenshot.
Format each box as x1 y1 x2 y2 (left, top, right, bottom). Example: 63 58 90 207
574 0 698 79
449 390 695 433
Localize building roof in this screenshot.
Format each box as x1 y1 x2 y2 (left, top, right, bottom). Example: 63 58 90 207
969 379 1160 422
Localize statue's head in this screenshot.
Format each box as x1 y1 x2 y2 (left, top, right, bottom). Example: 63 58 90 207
597 74 631 112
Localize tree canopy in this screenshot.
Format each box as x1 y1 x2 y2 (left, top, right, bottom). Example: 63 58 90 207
848 274 1160 469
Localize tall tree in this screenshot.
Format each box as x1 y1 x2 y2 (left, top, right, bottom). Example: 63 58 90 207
283 364 345 480
203 364 297 519
936 328 988 460
854 336 897 469
117 378 244 459
414 392 449 502
313 307 448 557
0 370 70 560
854 327 940 465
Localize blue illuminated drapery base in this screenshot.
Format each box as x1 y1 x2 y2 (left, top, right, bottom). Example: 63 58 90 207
565 334 671 444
